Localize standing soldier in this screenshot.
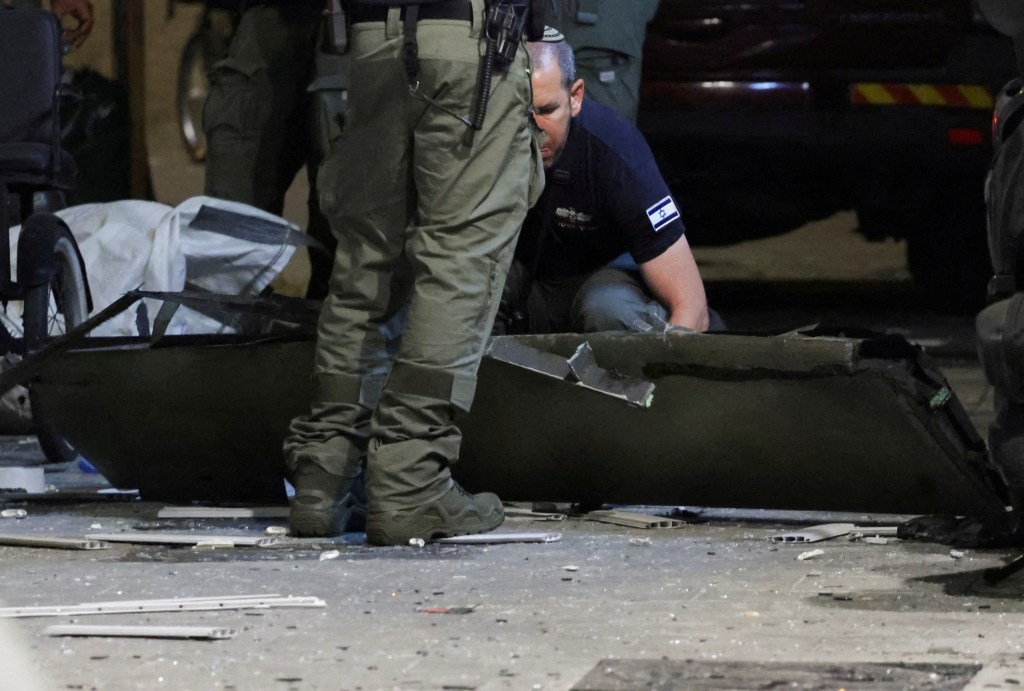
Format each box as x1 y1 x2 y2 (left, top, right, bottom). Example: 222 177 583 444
202 0 343 299
284 0 544 545
543 0 659 123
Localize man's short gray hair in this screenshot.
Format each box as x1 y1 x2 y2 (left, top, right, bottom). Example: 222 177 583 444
527 39 576 91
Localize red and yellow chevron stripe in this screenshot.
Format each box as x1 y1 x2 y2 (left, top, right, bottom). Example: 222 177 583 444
850 83 993 110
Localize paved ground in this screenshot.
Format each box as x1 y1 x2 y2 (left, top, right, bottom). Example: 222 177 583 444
0 5 1019 690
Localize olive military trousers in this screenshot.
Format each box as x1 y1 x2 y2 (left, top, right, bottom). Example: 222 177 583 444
573 49 644 124
284 2 543 511
202 0 342 298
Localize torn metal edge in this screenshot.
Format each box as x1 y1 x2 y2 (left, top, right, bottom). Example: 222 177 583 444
486 338 655 407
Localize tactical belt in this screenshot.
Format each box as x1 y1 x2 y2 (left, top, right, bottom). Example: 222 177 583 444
350 0 474 24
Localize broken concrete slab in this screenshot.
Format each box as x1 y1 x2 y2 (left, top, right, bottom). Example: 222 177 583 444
28 327 1008 514
459 331 1007 515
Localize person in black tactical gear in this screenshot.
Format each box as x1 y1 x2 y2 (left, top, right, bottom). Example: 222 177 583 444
975 0 1024 519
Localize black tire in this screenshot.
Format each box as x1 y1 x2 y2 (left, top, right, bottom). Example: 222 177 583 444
177 28 220 163
23 226 89 464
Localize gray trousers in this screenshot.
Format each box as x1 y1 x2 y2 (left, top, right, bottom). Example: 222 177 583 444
504 255 667 333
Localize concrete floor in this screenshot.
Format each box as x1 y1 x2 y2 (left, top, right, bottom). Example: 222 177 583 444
1 480 1023 690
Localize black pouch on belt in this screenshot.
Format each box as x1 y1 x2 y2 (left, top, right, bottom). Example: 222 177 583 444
485 0 529 70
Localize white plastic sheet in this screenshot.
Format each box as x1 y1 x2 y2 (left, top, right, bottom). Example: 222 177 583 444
2 196 300 338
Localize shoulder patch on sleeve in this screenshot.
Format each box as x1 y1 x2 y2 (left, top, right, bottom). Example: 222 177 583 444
646 196 680 232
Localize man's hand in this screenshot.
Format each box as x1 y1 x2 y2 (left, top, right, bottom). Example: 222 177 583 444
50 0 94 49
639 235 711 333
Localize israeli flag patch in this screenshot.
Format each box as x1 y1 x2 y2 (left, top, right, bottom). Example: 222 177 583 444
646 196 680 232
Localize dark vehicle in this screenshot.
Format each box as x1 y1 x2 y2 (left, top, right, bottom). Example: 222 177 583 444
638 0 1016 309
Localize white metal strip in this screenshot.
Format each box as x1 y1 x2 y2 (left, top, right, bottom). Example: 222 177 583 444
44 625 237 640
0 595 325 618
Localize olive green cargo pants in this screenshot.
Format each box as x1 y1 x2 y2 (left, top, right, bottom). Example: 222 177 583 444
202 0 343 299
284 2 543 511
547 0 660 123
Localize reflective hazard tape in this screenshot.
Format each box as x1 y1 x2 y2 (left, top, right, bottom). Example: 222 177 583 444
850 83 993 110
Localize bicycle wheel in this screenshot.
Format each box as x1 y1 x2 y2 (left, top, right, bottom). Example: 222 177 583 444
178 28 220 163
21 217 89 463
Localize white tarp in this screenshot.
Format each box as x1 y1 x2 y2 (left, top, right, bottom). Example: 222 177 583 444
2 196 300 338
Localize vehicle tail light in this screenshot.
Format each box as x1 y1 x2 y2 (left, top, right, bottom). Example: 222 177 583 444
947 127 984 145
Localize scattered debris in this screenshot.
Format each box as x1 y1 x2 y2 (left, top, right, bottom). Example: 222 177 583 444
797 549 825 561
563 565 579 572
265 526 287 536
435 532 562 544
950 549 966 559
770 524 899 544
319 550 341 561
192 540 236 550
89 532 281 547
44 624 236 640
0 509 26 519
0 594 326 618
408 538 426 548
770 523 854 543
504 505 566 521
157 506 289 519
585 510 683 529
417 605 479 615
862 536 889 546
629 537 652 547
0 534 109 550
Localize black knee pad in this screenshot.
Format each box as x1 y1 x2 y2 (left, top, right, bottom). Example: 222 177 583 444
978 294 1024 401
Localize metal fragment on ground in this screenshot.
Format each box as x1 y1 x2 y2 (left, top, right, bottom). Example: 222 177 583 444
157 506 289 519
417 605 479 615
0 594 326 618
89 532 281 547
769 523 855 543
503 505 566 521
44 624 237 640
585 510 684 529
797 549 825 561
434 532 562 545
0 534 109 550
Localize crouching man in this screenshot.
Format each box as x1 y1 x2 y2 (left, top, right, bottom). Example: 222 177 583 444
500 36 715 335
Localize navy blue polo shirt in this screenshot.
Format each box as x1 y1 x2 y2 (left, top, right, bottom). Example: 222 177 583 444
517 99 685 281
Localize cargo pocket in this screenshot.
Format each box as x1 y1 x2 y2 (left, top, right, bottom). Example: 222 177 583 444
202 56 266 147
307 51 349 165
